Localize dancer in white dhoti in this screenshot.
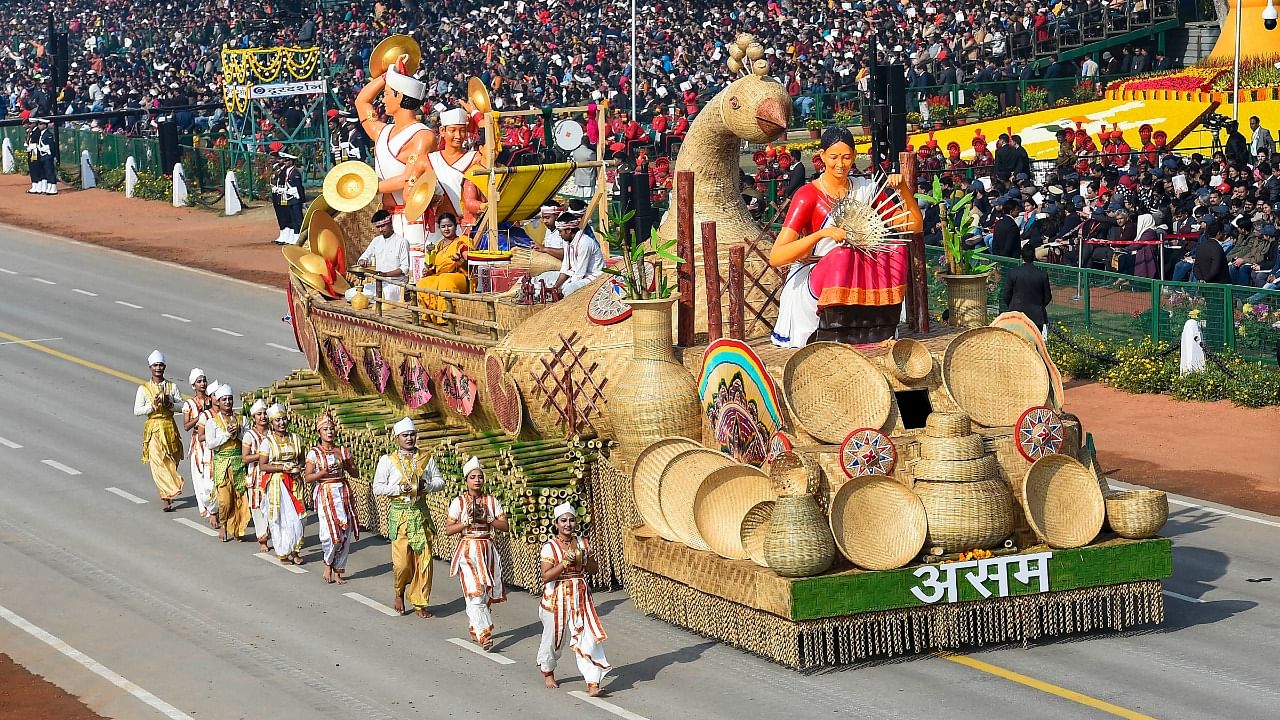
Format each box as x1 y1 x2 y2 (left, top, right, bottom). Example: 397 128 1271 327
241 399 271 553
258 404 306 565
445 456 509 650
532 214 604 300
306 412 361 584
537 503 610 697
181 368 216 521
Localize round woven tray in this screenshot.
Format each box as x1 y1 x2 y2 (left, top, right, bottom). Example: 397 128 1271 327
1104 489 1168 539
782 342 894 444
659 447 735 551
828 474 927 570
918 434 986 461
912 455 999 483
924 411 972 438
631 437 701 540
694 464 775 560
890 338 933 383
942 328 1051 428
1021 454 1106 548
739 501 774 567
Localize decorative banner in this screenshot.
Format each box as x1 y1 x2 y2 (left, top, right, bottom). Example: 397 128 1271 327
400 356 433 409
1016 406 1065 462
363 346 391 393
437 363 478 417
839 428 898 478
221 46 322 112
323 336 355 383
241 80 327 99
698 339 785 467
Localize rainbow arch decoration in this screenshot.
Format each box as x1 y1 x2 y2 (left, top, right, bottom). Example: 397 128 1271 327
698 339 787 466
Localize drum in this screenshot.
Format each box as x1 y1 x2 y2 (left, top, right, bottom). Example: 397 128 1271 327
554 119 585 152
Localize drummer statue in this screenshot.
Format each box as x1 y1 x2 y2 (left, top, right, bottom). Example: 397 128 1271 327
355 53 436 280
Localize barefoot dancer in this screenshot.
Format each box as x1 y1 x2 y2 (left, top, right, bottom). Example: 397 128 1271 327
306 412 360 585
204 384 251 541
132 350 185 512
259 404 306 564
445 457 509 650
181 368 216 522
372 417 445 616
241 399 271 553
537 503 610 697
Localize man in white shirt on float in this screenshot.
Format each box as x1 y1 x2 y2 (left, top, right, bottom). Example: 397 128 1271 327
539 213 604 300
347 210 410 302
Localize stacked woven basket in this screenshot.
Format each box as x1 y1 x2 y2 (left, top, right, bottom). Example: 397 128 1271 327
913 412 1015 554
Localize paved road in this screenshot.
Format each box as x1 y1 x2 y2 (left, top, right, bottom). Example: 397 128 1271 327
0 224 1276 720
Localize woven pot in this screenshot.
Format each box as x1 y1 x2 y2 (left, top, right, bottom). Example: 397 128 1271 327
918 434 986 461
609 295 701 472
763 494 836 577
914 477 1016 553
940 273 990 329
1104 490 1168 539
925 411 972 438
890 338 933 383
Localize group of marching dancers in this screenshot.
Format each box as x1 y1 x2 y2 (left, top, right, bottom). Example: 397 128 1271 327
133 350 610 696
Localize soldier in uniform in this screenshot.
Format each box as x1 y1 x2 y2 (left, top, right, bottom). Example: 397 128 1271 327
269 149 289 244
279 152 306 245
971 130 994 178
22 111 43 194
945 141 970 184
340 112 368 162
32 117 58 195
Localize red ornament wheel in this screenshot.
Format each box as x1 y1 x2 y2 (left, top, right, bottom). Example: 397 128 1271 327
587 278 632 325
1016 406 1064 462
839 428 897 479
287 278 320 372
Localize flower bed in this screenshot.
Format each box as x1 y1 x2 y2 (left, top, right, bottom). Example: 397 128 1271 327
1115 68 1227 93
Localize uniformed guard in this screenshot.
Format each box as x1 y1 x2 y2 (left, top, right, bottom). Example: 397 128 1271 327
269 149 289 244
38 119 58 195
22 111 43 194
279 152 306 246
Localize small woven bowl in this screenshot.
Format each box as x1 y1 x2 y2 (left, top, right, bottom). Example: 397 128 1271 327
1104 489 1168 539
891 338 933 383
740 501 775 567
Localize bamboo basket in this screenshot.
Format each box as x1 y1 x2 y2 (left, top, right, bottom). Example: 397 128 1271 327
631 437 701 538
924 411 972 438
828 475 927 570
1104 490 1168 539
913 455 1000 483
782 342 895 444
914 477 1016 553
890 338 933 383
942 328 1051 428
693 464 775 560
918 434 986 461
1021 454 1105 549
739 501 774 567
940 272 990 329
763 494 836 577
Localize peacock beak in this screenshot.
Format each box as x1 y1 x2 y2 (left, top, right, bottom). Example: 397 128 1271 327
755 97 789 138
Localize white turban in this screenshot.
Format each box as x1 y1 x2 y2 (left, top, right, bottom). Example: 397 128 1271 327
148 350 165 365
439 107 469 127
214 384 233 399
266 403 286 419
249 399 267 415
462 455 482 476
386 66 426 100
188 368 205 386
552 502 576 520
392 417 416 435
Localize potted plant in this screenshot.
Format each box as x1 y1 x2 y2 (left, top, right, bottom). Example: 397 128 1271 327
1022 85 1049 111
916 176 995 328
805 118 824 140
972 92 999 120
831 108 858 131
905 111 922 132
925 96 951 128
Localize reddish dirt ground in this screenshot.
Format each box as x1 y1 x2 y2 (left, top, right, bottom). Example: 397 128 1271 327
0 654 106 720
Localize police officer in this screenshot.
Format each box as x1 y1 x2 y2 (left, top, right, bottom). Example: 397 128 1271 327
21 111 43 194
269 149 289 244
279 152 306 246
36 118 58 195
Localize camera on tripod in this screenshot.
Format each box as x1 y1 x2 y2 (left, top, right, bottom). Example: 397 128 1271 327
1202 113 1231 131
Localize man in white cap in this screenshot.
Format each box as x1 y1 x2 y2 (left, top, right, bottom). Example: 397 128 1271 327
445 455 509 650
422 106 484 238
181 368 217 523
241 398 271 553
35 118 57 195
372 417 446 616
279 152 307 245
205 384 252 542
537 502 610 697
523 201 567 261
132 350 185 512
356 60 436 262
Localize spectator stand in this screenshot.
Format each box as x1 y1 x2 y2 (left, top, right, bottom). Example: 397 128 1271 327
221 46 335 197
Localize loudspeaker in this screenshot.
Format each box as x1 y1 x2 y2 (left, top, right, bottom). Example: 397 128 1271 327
158 120 181 174
885 64 908 115
53 33 69 88
869 64 890 106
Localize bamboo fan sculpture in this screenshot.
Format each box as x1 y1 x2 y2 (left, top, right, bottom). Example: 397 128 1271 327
827 176 912 254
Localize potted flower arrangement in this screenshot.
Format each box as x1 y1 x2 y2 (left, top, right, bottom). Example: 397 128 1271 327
831 108 858 132
925 96 951 128
972 92 999 120
805 118 824 140
1022 85 1049 111
906 111 922 132
916 176 995 328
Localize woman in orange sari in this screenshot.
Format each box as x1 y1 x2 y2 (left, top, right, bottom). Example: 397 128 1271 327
416 212 474 324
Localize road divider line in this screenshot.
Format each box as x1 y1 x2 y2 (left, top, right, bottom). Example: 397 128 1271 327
105 487 149 504
1168 498 1280 529
31 277 56 285
0 337 63 347
566 691 649 720
254 552 307 573
445 638 516 664
161 314 191 323
265 342 300 353
211 327 243 337
41 459 81 476
0 436 22 448
0 267 16 274
1163 590 1205 604
0 330 146 384
115 300 144 309
940 653 1155 719
0 604 195 720
343 592 401 617
72 288 98 296
174 517 219 537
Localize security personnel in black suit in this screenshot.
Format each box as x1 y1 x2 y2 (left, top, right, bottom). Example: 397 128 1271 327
1002 243 1053 333
991 200 1022 258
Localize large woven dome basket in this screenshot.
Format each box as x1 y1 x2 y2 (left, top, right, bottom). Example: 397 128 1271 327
1021 454 1105 548
782 342 894 444
942 328 1051 427
828 474 927 570
693 464 776 560
632 437 702 539
658 447 735 551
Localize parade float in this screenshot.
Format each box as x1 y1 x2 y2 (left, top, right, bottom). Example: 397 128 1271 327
251 33 1172 669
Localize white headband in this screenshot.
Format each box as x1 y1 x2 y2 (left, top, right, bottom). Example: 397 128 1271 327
392 416 416 435
462 455 482 476
148 350 165 365
439 107 469 127
214 384 233 399
386 66 427 100
267 403 286 419
189 368 205 386
249 399 267 414
552 502 576 520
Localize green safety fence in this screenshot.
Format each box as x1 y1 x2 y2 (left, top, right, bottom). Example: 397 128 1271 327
923 246 1280 365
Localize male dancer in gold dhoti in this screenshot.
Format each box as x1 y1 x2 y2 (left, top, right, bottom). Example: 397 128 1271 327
372 417 445 616
132 350 184 512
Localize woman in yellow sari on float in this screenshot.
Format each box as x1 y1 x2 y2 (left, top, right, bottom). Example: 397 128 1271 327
416 212 474 324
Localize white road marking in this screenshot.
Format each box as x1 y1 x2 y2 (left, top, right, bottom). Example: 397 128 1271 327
255 552 308 573
0 337 62 346
1163 590 1205 604
115 300 144 309
72 288 98 296
0 604 195 720
161 313 191 323
174 517 219 537
0 267 17 274
31 277 56 285
446 637 516 664
105 487 149 504
211 327 243 337
265 342 300 353
1168 498 1280 529
0 436 23 448
343 592 402 617
567 691 649 720
41 459 81 475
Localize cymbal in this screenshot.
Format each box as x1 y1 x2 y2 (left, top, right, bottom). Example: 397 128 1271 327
467 76 492 115
300 193 329 234
403 165 439 226
370 34 421 78
308 209 347 271
322 161 379 213
282 247 336 298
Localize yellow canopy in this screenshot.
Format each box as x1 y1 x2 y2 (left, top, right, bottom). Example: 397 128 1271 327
464 162 579 224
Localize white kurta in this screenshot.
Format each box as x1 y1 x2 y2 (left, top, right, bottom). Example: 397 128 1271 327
536 230 604 298
261 433 306 558
537 537 610 684
354 231 410 300
182 399 215 517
